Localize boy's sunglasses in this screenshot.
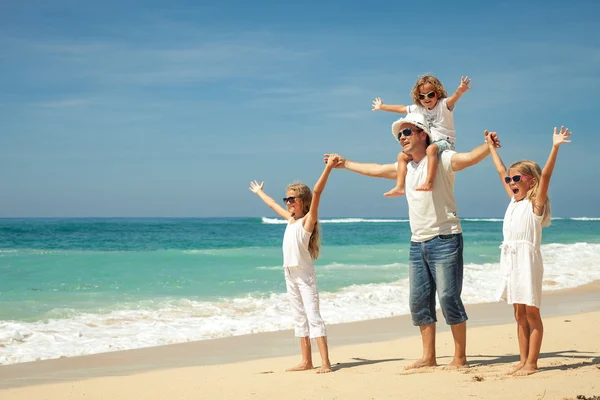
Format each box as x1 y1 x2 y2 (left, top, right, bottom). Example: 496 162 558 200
504 174 532 184
397 127 423 141
418 91 436 100
282 196 297 204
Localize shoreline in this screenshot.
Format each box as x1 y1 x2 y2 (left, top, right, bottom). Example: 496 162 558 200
1 280 599 390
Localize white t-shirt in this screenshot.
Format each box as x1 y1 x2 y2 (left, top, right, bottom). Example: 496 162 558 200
396 150 462 242
282 217 313 267
407 98 455 143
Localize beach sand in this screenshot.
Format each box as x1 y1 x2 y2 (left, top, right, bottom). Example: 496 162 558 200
1 282 600 400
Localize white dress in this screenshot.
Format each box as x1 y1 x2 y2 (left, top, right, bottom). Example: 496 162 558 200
496 198 544 308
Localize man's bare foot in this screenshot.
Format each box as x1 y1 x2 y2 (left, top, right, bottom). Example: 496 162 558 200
286 362 313 372
505 362 525 375
512 364 538 376
443 358 470 370
404 357 437 370
384 187 405 197
416 181 433 191
316 363 332 374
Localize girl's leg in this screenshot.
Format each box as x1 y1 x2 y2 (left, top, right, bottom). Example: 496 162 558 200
416 144 439 191
315 336 332 374
284 267 313 371
297 266 332 373
507 304 530 374
384 152 411 197
514 305 543 376
286 337 313 372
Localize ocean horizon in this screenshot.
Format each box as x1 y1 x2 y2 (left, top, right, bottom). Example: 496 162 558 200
2 216 600 365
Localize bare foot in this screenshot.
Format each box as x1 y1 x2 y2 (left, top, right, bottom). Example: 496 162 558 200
505 362 525 375
404 357 437 370
443 358 470 370
512 365 538 376
384 187 405 197
286 362 313 372
416 181 433 191
316 363 332 374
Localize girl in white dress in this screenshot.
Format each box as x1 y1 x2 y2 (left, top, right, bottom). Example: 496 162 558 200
487 126 572 376
248 154 340 374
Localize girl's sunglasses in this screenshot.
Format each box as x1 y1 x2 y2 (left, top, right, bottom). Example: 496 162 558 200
282 196 297 204
504 174 532 184
418 91 436 100
397 127 423 141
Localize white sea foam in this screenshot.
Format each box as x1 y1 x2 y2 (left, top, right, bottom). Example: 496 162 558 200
261 217 409 224
462 218 503 222
1 242 600 365
262 217 600 224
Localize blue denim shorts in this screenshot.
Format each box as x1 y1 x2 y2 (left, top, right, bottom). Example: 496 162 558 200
408 233 467 326
431 139 455 155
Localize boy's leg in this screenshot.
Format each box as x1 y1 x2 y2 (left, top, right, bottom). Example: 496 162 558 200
416 144 439 192
384 152 411 197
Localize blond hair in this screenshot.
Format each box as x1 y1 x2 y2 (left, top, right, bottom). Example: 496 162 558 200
510 160 552 227
410 74 448 105
286 182 321 260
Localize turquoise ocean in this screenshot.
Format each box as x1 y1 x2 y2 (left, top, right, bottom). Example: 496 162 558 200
1 217 600 365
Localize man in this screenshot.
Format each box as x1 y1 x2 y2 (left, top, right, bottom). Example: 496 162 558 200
325 113 500 369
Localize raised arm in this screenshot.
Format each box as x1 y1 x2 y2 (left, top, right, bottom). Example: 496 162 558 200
372 97 408 114
446 76 472 110
324 153 397 180
249 181 292 220
534 126 572 214
304 154 339 232
485 131 514 199
451 130 500 172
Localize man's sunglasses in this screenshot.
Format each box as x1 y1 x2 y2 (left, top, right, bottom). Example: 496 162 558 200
418 91 436 100
397 127 423 141
282 196 297 204
504 175 532 184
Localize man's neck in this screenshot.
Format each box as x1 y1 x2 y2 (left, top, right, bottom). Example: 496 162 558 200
409 150 427 163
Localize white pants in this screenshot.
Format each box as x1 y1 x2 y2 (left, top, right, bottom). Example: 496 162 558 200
284 266 327 338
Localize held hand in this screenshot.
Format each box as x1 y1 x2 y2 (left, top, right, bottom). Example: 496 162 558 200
324 153 346 168
326 153 340 167
484 130 501 148
553 126 572 147
372 97 383 111
249 180 264 194
458 76 472 94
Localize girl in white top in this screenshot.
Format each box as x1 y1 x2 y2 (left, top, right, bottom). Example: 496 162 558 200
372 74 471 195
487 126 572 376
249 154 340 374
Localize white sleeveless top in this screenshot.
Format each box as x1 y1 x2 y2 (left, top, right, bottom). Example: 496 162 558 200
496 198 544 307
282 217 313 268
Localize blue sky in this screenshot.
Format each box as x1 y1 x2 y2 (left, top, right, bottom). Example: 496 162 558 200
1 0 598 218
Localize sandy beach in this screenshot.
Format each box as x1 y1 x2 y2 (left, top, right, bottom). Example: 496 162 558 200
1 282 599 400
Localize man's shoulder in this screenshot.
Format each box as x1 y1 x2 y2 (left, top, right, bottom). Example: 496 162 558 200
440 150 457 163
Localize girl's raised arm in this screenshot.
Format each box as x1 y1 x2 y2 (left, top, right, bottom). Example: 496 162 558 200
485 130 514 199
303 155 339 232
249 180 292 221
534 126 572 215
